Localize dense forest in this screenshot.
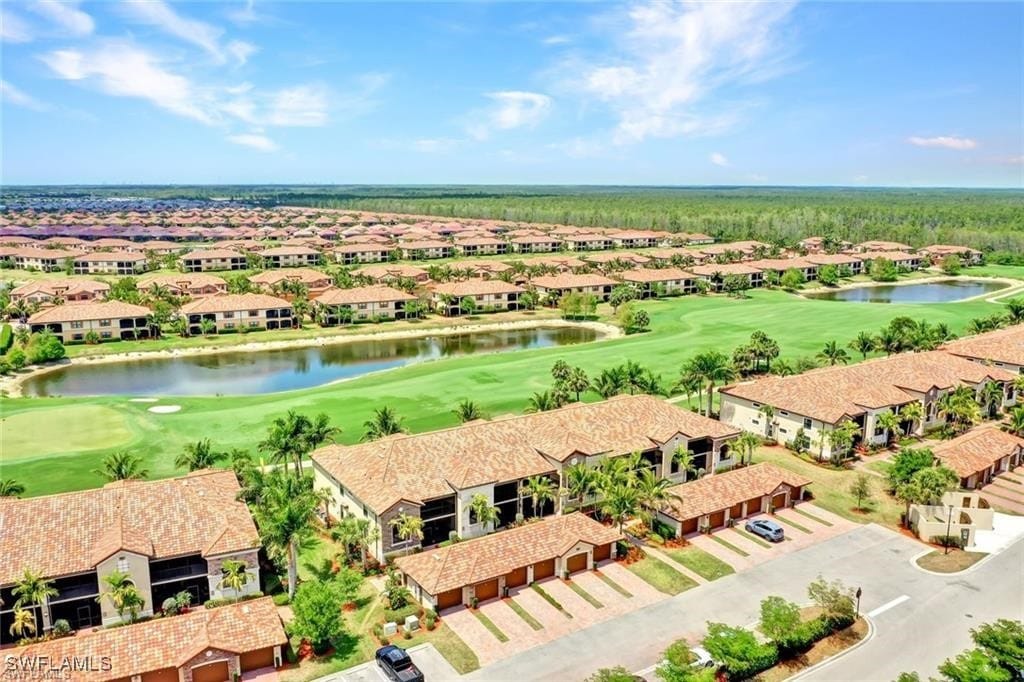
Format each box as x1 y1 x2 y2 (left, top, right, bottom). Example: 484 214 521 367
5 185 1023 258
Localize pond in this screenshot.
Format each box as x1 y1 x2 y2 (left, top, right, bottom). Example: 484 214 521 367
21 326 601 397
803 278 1007 304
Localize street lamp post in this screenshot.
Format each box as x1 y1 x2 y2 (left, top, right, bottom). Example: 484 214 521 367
945 504 954 555
855 587 862 618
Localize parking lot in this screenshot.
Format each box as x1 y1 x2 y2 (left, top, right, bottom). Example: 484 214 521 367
325 644 459 682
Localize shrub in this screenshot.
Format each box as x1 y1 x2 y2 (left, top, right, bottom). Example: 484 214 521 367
425 615 436 631
272 593 291 606
162 597 180 615
7 347 26 370
648 532 665 545
0 324 12 354
384 603 420 625
204 592 264 609
653 518 678 540
702 623 779 680
51 619 71 637
402 630 412 640
289 581 344 654
930 535 966 550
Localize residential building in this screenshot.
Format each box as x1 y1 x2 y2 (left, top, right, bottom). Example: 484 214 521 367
137 273 228 298
859 251 923 270
909 491 993 549
431 280 524 315
249 267 333 296
657 463 812 535
920 244 984 265
72 251 150 275
10 247 77 271
313 285 417 323
28 301 152 343
179 293 293 335
400 239 454 260
0 470 262 644
804 252 865 275
689 263 765 290
453 236 508 256
458 260 513 279
608 230 661 249
720 351 1018 460
619 267 698 297
353 264 430 284
942 326 1024 374
854 240 913 253
530 273 617 304
259 245 323 268
932 426 1023 489
701 241 769 260
396 514 621 610
583 252 652 269
333 243 397 265
563 233 615 251
179 249 247 272
509 235 563 253
519 256 586 272
311 395 738 560
747 257 819 282
10 279 110 306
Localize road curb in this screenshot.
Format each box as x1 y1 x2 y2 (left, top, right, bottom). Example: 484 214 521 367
909 527 1024 577
787 614 876 681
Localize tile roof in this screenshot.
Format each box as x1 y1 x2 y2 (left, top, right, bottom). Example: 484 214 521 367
354 264 429 280
313 395 738 513
12 597 286 681
249 267 331 285
396 513 621 595
530 273 617 289
28 300 152 324
431 280 524 296
584 252 651 265
941 325 1024 367
137 273 227 290
74 250 147 262
179 293 291 314
314 285 416 305
932 426 1024 478
920 244 982 255
11 279 110 298
181 248 244 260
804 253 864 266
619 267 695 283
689 263 763 276
260 245 320 256
660 463 813 521
0 470 260 585
859 250 921 261
858 240 913 251
722 351 1017 423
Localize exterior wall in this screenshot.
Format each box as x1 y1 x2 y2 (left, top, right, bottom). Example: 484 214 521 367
335 249 391 265
206 550 261 600
457 483 494 540
910 496 994 549
316 299 404 323
180 648 239 682
264 253 321 267
719 394 836 456
432 291 517 315
184 308 292 334
32 316 149 344
73 260 148 275
96 551 154 626
180 257 246 272
535 284 612 303
512 241 560 253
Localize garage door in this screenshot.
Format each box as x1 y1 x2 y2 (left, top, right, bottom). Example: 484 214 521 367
745 496 763 517
771 492 788 511
505 566 528 588
192 661 229 682
436 588 462 610
240 648 274 672
142 669 179 682
475 579 499 602
680 517 699 535
566 553 588 574
729 502 743 520
707 510 726 529
593 543 611 562
533 558 556 580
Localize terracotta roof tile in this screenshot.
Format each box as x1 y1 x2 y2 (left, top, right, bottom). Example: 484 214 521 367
932 426 1024 478
661 463 812 520
431 280 524 296
530 273 617 288
28 300 151 324
179 293 291 314
314 285 416 305
941 325 1024 367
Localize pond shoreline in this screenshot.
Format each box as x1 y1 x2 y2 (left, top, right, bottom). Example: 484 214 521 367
1 319 621 398
799 274 1021 302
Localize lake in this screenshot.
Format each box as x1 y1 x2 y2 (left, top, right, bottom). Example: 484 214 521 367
21 326 601 397
803 279 1007 304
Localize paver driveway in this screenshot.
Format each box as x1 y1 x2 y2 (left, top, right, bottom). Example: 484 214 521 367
979 470 1024 514
440 562 661 666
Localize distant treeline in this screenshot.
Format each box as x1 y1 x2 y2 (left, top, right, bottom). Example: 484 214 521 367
4 185 1024 260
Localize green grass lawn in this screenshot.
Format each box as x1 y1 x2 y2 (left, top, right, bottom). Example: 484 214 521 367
664 545 736 581
531 583 572 618
709 534 750 557
624 556 698 595
471 609 509 642
732 526 773 548
6 270 1024 497
566 580 604 608
753 447 904 529
505 599 544 630
772 515 812 534
595 571 632 598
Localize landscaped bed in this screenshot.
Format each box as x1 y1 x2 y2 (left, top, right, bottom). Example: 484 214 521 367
664 545 735 581
753 616 869 682
916 549 988 573
623 555 698 595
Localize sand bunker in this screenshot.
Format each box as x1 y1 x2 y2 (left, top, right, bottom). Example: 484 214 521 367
148 405 181 414
128 398 159 403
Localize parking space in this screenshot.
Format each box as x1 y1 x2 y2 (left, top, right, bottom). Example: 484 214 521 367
688 503 860 573
440 563 663 667
326 644 458 682
980 473 1024 514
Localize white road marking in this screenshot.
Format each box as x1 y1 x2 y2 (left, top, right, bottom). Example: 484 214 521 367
634 663 659 677
867 594 910 617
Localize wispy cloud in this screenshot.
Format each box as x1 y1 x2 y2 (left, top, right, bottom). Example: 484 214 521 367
1 8 34 43
467 91 552 140
907 135 977 150
120 0 255 65
543 35 571 46
710 151 729 167
413 138 458 153
563 0 797 144
29 0 94 37
0 79 49 111
227 132 278 151
265 85 328 126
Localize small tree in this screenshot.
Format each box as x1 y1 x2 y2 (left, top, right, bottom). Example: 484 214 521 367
586 667 638 682
807 576 856 625
759 596 801 645
218 559 250 594
609 285 636 313
940 255 963 276
849 474 872 511
971 619 1024 675
780 268 805 290
702 623 779 680
459 296 477 316
939 649 1010 682
289 580 344 655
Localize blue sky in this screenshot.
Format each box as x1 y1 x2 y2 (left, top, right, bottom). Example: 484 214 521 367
1 1 1021 186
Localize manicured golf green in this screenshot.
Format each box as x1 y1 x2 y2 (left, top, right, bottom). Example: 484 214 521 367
4 270 1022 498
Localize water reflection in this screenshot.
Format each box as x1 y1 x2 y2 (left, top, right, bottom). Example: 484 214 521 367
804 279 1006 304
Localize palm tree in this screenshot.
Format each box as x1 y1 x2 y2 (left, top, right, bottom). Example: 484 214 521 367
175 438 225 471
817 340 850 366
622 361 646 395
94 451 148 482
688 351 736 417
938 386 981 434
848 332 875 361
564 367 591 402
520 475 557 518
875 410 902 447
593 367 626 399
874 328 903 357
758 404 776 437
734 432 761 466
9 608 37 639
899 401 925 437
332 516 380 573
672 447 699 482
97 570 145 622
468 493 501 532
634 468 682 524
564 463 600 512
218 559 250 594
525 390 559 413
600 484 641 533
454 398 487 423
1004 298 1024 324
259 411 311 477
674 373 703 411
1006 406 1024 437
253 471 320 599
826 419 862 462
389 513 425 546
0 479 26 497
199 318 216 337
979 381 1005 419
362 406 406 441
12 569 58 622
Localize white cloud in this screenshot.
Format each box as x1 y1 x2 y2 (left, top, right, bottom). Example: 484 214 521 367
467 91 552 140
120 0 252 65
41 42 216 123
413 138 457 153
543 35 571 46
1 8 34 43
550 137 605 158
266 85 329 126
566 0 797 144
227 132 278 151
907 135 977 150
710 151 729 167
29 0 94 36
0 79 49 111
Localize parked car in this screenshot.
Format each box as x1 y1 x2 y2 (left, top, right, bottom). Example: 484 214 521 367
690 646 717 668
376 645 425 682
745 518 785 542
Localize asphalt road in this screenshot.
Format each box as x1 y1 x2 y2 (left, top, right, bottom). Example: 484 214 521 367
465 524 1024 682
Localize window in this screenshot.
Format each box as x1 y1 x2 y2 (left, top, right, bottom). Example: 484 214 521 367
249 310 259 317
99 319 111 327
779 428 788 434
358 303 368 309
248 321 259 328
224 322 235 329
780 410 790 416
223 311 234 319
803 418 812 429
101 331 112 339
752 402 761 408
391 525 403 544
117 557 130 572
70 321 84 329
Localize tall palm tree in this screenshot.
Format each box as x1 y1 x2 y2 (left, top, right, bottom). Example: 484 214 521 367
622 361 646 395
97 570 145 622
1004 298 1024 324
672 447 699 482
94 451 148 482
332 516 380 573
817 340 850 366
875 410 902 447
634 468 682 524
848 332 875 361
564 367 591 402
525 390 559 413
564 463 600 512
259 411 312 477
899 401 925 436
9 608 37 639
593 367 626 399
734 432 761 466
979 381 1005 419
12 569 58 621
468 493 501 532
874 328 903 357
938 386 981 434
1006 406 1024 437
600 484 640 533
175 439 225 472
520 475 557 518
454 399 487 423
758 404 776 437
253 471 320 599
218 559 250 594
688 351 736 417
389 513 425 546
362 406 406 441
0 479 26 497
